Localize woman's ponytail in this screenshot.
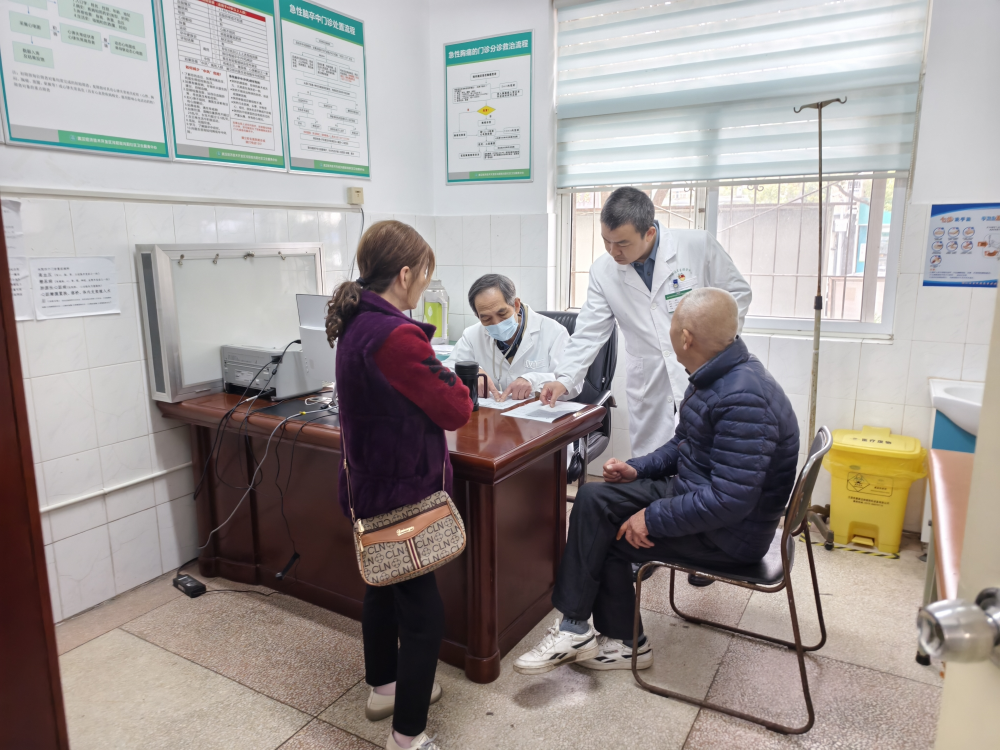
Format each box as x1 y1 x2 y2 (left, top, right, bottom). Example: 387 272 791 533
325 279 363 344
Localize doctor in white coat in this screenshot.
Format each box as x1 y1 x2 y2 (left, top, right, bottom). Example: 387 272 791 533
444 273 570 401
541 187 751 457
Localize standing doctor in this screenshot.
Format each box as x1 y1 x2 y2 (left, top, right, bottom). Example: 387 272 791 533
541 187 751 457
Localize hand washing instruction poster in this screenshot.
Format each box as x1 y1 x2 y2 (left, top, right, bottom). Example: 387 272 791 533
445 30 531 184
278 1 368 176
0 0 168 155
925 204 1000 287
161 0 285 168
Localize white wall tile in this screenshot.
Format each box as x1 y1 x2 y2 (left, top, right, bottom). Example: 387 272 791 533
83 284 141 368
41 509 53 545
902 404 934 446
892 273 919 341
91 362 149 446
393 214 416 228
436 266 465 317
905 340 965 406
611 376 630 432
33 370 98 461
786 392 808 443
434 216 462 266
44 450 105 537
368 213 392 226
912 285 971 343
100 435 154 520
157 495 199 571
520 214 549 267
216 207 256 243
962 343 989 382
15 321 29 378
817 339 861 401
767 336 812 396
173 205 218 244
54 526 116 619
20 199 75 257
21 317 89 377
853 400 905 433
149 426 191 471
462 215 490 266
815 396 856 433
898 203 930 274
520 266 548 312
23 378 40 461
109 508 162 594
415 215 436 248
124 203 176 248
253 209 288 242
448 314 466 341
105 482 156 526
546 266 557 311
857 340 911 405
45 544 61 623
966 288 997 345
346 211 362 253
34 463 46 508
490 215 520 266
492 267 521 298
463 265 491 302
70 200 132 282
318 212 347 270
742 334 770 368
153 468 194 506
288 210 319 242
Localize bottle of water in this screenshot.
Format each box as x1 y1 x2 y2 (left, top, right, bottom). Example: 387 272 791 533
421 279 449 344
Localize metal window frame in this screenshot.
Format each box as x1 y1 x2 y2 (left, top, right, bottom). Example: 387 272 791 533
135 242 324 403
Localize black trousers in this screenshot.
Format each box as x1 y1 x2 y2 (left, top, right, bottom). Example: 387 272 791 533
552 478 740 641
362 572 445 737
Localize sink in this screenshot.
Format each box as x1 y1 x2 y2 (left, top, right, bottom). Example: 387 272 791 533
929 379 985 436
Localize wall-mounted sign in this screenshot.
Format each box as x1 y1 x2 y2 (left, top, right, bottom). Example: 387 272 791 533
444 30 531 185
924 204 1000 287
29 256 120 319
278 1 369 177
161 0 285 168
0 0 168 156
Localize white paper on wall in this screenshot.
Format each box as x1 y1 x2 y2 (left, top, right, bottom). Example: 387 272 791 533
29 256 120 320
2 199 32 320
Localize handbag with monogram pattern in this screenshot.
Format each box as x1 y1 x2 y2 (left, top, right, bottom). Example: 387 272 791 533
342 428 466 586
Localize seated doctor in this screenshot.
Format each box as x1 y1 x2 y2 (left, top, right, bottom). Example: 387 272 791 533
444 274 570 401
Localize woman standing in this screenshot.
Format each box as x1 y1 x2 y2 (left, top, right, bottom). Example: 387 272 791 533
326 221 472 750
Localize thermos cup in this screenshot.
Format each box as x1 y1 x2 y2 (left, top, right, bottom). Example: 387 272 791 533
454 361 488 411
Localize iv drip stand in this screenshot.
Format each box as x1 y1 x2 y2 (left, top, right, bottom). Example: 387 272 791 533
793 97 845 443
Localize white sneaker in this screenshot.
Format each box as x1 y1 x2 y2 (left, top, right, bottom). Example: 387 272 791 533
366 682 442 721
578 634 653 671
386 731 440 750
512 618 599 675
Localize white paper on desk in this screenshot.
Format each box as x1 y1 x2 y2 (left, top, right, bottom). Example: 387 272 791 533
502 400 583 422
477 395 532 410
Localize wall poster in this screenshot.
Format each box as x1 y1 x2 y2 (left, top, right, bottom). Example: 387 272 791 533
278 1 368 176
924 204 1000 287
0 0 168 156
29 255 119 319
444 30 531 184
161 0 285 168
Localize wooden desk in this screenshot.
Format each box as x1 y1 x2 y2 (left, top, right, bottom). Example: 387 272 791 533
926 449 974 601
159 394 604 683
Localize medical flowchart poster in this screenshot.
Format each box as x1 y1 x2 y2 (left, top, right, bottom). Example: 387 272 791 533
161 0 285 168
924 204 1000 287
445 30 531 184
278 1 368 176
0 0 168 156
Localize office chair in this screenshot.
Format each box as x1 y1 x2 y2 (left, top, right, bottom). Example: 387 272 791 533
538 311 616 486
631 426 834 735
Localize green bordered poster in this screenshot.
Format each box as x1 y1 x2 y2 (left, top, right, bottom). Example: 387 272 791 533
278 1 368 177
0 0 168 156
161 0 285 168
445 30 531 184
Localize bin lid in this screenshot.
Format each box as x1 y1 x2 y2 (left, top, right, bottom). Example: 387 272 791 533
830 426 923 459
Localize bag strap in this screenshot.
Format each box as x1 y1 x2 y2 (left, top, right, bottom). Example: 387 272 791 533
341 417 448 528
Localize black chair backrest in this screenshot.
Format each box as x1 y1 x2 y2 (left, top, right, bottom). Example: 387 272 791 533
538 311 617 405
784 426 833 533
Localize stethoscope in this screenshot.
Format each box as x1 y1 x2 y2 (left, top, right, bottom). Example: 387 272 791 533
486 309 524 389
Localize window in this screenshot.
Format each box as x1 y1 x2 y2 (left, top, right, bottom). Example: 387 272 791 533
564 175 904 333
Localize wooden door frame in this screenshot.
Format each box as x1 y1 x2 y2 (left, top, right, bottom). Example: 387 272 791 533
0 205 70 748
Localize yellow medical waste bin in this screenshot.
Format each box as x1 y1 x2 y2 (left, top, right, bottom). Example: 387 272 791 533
822 426 927 554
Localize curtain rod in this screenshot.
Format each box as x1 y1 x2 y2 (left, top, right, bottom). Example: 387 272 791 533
556 171 906 194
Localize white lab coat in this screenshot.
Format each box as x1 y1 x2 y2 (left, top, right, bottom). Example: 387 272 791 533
555 227 751 457
444 303 571 393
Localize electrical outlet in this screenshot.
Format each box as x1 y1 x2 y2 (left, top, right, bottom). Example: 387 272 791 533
347 187 364 205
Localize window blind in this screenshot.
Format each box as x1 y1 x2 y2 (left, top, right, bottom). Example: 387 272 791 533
555 0 928 188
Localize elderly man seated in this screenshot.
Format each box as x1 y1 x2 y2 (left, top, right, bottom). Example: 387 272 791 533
514 288 800 674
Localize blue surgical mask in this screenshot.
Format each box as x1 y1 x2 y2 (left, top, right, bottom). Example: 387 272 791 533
484 312 519 341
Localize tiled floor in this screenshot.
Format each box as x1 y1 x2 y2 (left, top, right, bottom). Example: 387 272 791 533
56 529 941 749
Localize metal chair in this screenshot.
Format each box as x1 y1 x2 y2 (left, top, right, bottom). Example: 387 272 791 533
538 311 617 486
632 426 834 735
